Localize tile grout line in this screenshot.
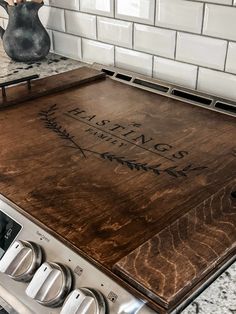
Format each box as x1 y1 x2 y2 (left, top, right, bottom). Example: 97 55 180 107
152 55 154 78
95 15 98 40
201 3 205 35
114 44 116 67
113 0 115 18
174 31 178 60
132 22 134 50
224 41 230 72
195 66 200 90
154 0 157 27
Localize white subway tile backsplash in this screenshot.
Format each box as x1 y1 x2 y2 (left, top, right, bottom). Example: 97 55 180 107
46 0 79 10
115 0 155 25
97 17 132 48
39 6 65 32
20 0 236 101
203 4 236 41
115 47 153 76
53 31 82 60
198 68 236 101
156 0 203 34
80 0 114 17
176 33 227 70
226 42 236 74
134 24 176 59
82 39 114 65
153 57 197 89
65 11 96 40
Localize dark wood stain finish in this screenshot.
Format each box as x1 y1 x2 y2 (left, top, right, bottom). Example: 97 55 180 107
115 179 236 309
0 67 235 312
0 67 106 109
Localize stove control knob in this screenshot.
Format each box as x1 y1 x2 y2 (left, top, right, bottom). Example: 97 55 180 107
60 288 106 314
26 262 72 308
0 240 42 282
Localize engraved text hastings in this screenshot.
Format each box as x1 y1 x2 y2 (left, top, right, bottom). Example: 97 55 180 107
67 107 189 161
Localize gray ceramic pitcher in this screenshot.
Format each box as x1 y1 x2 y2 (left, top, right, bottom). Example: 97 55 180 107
0 0 50 62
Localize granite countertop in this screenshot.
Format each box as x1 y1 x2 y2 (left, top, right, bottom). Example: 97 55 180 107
0 46 235 314
0 46 85 84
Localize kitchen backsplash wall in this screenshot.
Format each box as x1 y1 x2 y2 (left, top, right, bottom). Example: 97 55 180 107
1 0 236 101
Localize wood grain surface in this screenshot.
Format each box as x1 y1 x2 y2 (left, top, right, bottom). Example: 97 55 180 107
0 67 235 312
0 67 105 109
115 179 236 309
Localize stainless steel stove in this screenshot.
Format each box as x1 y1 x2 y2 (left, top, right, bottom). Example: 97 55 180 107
0 195 155 314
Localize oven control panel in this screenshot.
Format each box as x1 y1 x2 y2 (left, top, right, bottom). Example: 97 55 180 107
0 195 156 314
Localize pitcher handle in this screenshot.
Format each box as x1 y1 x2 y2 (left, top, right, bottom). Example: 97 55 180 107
0 0 8 38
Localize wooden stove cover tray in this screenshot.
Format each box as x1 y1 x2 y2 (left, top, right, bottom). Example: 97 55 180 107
0 67 235 312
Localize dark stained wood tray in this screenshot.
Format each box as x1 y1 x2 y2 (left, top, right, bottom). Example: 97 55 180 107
0 67 235 313
0 67 105 109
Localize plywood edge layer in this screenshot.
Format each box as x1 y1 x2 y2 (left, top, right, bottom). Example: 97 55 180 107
114 179 236 310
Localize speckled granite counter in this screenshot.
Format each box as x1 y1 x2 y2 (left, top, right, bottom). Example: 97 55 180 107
0 46 235 314
0 46 85 84
184 264 236 314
